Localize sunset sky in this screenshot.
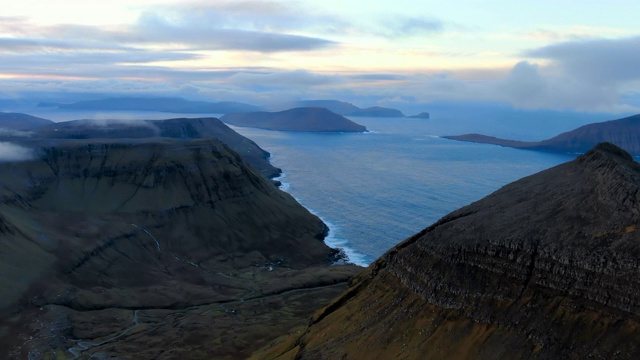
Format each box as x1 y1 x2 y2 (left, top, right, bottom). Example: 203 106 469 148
1 0 639 112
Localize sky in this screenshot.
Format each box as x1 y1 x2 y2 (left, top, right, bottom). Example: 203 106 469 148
1 0 639 113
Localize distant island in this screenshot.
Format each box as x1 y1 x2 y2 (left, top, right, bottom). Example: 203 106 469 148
39 97 261 114
0 111 53 130
270 100 409 118
444 113 640 155
221 107 368 132
408 111 430 119
37 96 431 119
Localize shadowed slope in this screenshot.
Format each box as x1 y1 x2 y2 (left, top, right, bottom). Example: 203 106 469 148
0 139 359 359
268 143 640 360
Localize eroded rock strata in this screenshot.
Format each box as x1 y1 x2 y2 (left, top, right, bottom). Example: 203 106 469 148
28 117 281 178
0 139 359 359
269 143 640 360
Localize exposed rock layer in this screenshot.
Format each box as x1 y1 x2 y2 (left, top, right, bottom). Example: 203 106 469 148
270 143 640 359
11 117 280 177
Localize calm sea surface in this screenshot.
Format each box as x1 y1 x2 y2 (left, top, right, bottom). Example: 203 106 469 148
229 112 614 265
13 106 616 265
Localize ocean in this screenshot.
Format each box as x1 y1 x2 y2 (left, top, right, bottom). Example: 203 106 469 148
229 111 616 266
10 105 618 266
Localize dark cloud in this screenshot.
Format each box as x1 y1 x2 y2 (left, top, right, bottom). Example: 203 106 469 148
525 36 640 83
0 8 338 57
498 60 619 111
152 1 351 35
134 12 336 52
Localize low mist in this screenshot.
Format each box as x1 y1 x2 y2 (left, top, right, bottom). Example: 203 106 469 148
0 142 34 162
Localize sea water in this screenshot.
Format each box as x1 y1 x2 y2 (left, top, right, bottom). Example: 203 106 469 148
229 111 614 266
12 105 617 266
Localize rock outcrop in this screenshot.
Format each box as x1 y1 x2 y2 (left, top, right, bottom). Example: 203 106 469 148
0 139 360 359
221 107 367 132
267 143 640 359
445 113 640 155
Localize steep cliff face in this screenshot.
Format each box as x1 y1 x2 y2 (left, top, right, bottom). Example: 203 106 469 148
271 143 640 359
0 139 359 359
27 117 281 177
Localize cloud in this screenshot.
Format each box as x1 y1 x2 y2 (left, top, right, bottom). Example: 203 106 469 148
0 8 338 57
498 36 640 111
0 142 34 162
134 11 337 52
382 16 444 37
526 36 640 84
0 128 33 137
227 70 342 90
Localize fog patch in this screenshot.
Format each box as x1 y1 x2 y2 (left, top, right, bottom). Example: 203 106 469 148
0 142 34 162
0 128 33 137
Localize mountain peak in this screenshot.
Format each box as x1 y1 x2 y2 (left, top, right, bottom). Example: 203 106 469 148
277 143 640 359
579 141 634 163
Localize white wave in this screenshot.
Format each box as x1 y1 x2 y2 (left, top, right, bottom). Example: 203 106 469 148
292 198 369 267
272 172 291 191
321 218 370 267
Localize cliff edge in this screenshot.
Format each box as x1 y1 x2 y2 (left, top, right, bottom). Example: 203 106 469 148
266 143 640 359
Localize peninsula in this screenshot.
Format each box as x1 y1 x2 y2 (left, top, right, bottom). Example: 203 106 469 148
444 113 640 155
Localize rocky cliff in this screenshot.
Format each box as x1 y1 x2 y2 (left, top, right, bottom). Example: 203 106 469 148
445 113 640 155
265 143 640 359
24 117 281 178
0 139 359 359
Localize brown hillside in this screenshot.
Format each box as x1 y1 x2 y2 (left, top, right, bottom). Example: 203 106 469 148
267 143 640 360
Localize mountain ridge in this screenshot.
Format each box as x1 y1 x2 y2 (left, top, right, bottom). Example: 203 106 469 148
0 138 361 358
445 113 640 155
263 142 640 359
3 116 281 178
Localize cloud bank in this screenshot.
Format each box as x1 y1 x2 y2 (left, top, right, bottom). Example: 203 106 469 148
0 142 34 162
0 1 638 113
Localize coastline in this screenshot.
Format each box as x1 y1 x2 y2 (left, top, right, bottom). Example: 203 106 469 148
272 171 369 267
